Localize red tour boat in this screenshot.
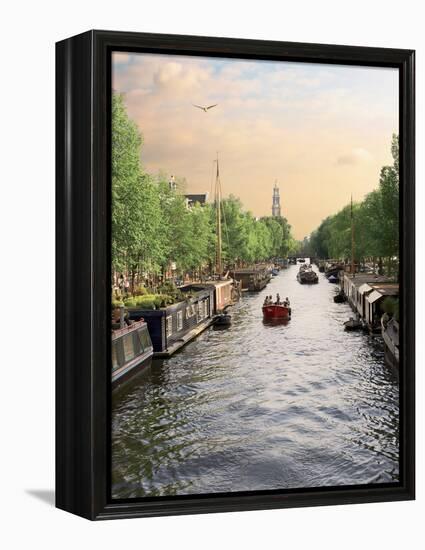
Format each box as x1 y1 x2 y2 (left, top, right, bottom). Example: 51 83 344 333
262 304 291 320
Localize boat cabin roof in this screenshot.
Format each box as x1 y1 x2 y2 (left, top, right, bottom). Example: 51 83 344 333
343 273 393 289
112 319 147 340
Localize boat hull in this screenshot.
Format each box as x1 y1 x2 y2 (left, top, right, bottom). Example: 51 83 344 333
333 292 347 303
262 304 291 320
112 320 154 389
343 319 362 331
214 313 232 327
112 351 153 389
297 271 319 284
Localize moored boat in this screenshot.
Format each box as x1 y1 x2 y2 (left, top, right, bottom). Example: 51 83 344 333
229 266 271 291
333 291 347 303
214 313 232 327
112 319 153 388
343 317 362 331
128 284 215 357
262 304 291 320
325 264 344 279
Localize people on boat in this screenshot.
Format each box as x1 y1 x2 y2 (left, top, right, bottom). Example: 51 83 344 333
283 297 290 307
276 293 281 305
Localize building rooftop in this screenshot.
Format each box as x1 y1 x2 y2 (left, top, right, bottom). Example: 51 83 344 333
185 193 208 206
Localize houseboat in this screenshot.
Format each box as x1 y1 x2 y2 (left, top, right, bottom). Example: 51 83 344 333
202 278 236 312
112 319 153 388
128 284 215 358
230 266 271 292
340 272 398 333
364 283 399 333
382 317 399 370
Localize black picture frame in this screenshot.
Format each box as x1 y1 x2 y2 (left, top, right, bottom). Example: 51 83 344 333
56 30 415 520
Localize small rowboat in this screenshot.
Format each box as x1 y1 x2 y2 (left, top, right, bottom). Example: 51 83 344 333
344 318 362 331
214 313 232 327
333 291 347 303
262 304 291 320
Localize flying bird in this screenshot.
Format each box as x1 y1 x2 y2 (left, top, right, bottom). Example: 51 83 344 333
192 103 218 112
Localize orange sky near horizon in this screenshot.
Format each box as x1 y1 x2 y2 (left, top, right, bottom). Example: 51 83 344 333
112 53 398 240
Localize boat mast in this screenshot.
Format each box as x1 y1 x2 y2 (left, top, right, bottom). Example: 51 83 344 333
351 194 355 277
215 154 222 275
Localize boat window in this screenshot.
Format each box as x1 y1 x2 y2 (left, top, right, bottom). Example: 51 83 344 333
177 310 183 331
136 329 145 353
198 300 205 322
123 334 135 362
138 327 151 350
166 315 173 337
112 342 119 370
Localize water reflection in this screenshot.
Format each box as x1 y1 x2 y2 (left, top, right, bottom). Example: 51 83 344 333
112 265 399 498
262 318 290 327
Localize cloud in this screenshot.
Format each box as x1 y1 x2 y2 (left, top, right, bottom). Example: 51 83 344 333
336 148 374 165
112 53 398 238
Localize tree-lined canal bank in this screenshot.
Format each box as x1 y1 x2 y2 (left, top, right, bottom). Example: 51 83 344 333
112 265 399 498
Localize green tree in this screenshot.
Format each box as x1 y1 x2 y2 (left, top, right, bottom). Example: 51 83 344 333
307 134 399 277
112 93 166 282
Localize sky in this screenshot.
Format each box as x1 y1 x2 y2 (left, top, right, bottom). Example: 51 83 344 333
112 52 398 240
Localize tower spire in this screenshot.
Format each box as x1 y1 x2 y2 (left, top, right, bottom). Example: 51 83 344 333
272 181 281 217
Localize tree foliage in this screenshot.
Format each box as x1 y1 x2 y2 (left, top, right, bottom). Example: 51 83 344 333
112 92 297 282
306 134 399 274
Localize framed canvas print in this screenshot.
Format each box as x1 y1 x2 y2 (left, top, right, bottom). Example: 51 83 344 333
56 30 415 520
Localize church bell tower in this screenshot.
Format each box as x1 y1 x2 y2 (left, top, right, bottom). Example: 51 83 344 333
272 182 281 217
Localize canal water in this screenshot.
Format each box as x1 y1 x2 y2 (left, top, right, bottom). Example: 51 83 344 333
112 264 399 498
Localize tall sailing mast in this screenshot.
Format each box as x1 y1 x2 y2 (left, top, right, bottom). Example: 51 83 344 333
351 195 355 277
215 154 222 275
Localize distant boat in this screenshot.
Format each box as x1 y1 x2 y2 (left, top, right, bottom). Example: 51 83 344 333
343 317 362 331
271 268 280 276
328 274 339 284
297 265 319 284
262 304 291 320
325 266 344 279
